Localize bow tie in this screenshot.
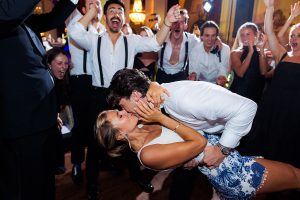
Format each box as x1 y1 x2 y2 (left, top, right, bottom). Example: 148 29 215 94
210 46 219 54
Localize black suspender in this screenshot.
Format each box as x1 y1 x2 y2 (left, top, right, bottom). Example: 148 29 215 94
124 36 128 68
183 33 189 74
83 27 89 74
160 32 189 72
97 36 104 86
160 42 167 71
83 49 87 74
97 36 128 86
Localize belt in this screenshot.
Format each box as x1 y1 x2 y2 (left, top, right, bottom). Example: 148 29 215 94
93 86 108 91
70 74 91 78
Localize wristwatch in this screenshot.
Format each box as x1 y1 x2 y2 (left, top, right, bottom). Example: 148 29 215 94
216 143 233 156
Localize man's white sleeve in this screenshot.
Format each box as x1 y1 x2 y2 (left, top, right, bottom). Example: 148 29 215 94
218 44 230 77
177 84 257 148
69 0 79 5
68 22 94 51
188 45 201 75
132 34 161 53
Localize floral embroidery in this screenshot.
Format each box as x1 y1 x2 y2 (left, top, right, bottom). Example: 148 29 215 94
198 134 266 200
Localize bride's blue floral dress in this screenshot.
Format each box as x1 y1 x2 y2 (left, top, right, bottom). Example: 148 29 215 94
198 134 267 200
138 128 267 200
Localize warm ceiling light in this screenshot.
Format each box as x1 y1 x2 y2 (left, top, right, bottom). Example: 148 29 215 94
203 1 213 13
129 0 146 24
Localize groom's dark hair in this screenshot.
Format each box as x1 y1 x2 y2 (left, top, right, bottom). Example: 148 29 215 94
108 69 151 107
103 0 126 15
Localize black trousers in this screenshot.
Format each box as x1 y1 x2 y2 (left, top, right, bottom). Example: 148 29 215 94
169 168 198 200
156 68 187 84
85 87 145 187
70 75 93 165
0 126 57 200
86 87 110 187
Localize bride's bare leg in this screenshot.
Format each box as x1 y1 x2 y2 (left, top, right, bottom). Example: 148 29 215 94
256 158 300 194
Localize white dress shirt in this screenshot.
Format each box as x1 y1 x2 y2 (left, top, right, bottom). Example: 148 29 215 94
189 42 230 83
157 32 200 74
161 81 257 148
69 22 161 88
65 9 105 76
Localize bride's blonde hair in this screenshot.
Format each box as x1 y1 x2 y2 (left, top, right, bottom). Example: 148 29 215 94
95 111 128 157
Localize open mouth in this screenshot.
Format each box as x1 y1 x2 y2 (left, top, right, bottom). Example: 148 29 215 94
59 70 66 76
291 43 298 48
111 17 120 28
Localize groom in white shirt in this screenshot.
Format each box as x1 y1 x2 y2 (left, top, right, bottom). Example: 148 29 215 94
108 68 257 200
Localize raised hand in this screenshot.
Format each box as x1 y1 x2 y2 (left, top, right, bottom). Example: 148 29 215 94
146 82 170 107
134 99 164 123
215 36 223 51
264 0 274 8
256 32 267 50
291 1 300 19
89 0 102 19
164 4 181 26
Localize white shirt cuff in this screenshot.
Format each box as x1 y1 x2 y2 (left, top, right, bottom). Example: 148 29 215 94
218 134 242 148
70 0 79 5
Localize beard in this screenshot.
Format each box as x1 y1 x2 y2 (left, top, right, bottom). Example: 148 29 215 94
107 17 122 33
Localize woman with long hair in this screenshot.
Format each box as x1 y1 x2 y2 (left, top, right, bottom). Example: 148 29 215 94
230 22 269 104
95 101 300 200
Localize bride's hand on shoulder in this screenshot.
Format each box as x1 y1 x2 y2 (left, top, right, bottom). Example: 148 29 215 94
134 99 164 123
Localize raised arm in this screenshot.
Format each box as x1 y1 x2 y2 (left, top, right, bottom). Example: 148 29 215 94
135 100 207 170
230 44 254 78
78 1 101 29
155 4 180 46
264 0 286 63
0 0 40 33
277 1 300 46
25 0 78 33
146 82 171 107
68 2 101 51
256 33 270 75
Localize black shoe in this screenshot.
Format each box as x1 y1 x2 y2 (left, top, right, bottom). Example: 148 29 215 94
71 165 83 185
87 185 101 200
132 176 154 193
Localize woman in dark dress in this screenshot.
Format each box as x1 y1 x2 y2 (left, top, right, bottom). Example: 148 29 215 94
249 0 300 169
133 26 158 80
230 22 269 104
47 47 71 174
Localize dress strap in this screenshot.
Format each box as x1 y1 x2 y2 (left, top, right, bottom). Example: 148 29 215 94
279 52 288 63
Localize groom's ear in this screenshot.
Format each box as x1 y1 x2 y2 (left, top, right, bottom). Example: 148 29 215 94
131 90 142 102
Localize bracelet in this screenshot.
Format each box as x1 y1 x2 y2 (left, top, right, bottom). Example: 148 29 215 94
173 123 181 132
164 20 171 28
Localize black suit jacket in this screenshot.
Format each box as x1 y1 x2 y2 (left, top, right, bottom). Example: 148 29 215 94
0 0 76 139
25 0 77 40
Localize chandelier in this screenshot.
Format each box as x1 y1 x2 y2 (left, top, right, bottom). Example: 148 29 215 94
129 0 146 24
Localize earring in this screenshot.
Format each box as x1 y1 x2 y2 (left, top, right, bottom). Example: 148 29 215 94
124 133 128 140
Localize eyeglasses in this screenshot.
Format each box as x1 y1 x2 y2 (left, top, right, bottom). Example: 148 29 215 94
149 17 159 22
108 7 124 15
